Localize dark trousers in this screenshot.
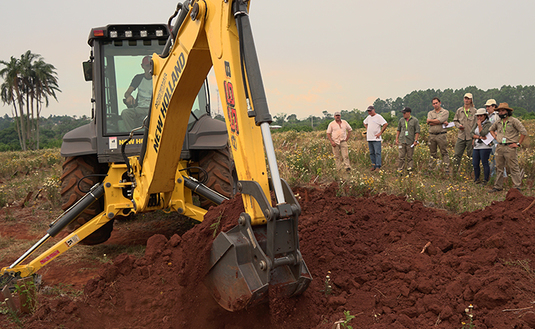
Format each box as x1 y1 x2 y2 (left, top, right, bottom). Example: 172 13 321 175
472 148 492 182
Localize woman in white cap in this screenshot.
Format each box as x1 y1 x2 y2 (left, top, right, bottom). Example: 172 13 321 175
471 108 493 184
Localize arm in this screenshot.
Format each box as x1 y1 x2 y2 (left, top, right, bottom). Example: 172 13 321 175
124 86 136 106
395 130 400 145
327 132 336 146
413 132 420 146
376 123 388 138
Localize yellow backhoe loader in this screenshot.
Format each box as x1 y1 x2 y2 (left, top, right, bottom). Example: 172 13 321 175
0 0 311 312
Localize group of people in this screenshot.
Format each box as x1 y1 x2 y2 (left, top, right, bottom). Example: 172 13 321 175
326 94 528 193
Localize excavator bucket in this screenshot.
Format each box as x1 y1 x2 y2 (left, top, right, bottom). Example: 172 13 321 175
205 180 311 311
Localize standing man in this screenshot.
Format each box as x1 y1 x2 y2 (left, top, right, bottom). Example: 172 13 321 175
452 93 477 173
364 106 388 171
485 99 499 176
327 111 353 172
395 107 420 173
489 103 527 193
427 97 450 173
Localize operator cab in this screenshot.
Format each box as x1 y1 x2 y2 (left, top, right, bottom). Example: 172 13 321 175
64 24 219 163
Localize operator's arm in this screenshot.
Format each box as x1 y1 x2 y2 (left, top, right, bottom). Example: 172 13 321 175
345 130 351 142
124 86 136 106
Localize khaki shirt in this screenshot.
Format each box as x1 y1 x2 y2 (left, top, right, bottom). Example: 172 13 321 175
397 116 420 144
427 108 449 134
489 116 527 144
453 106 477 140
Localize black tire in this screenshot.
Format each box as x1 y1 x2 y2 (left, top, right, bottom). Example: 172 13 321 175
198 146 236 209
60 155 113 245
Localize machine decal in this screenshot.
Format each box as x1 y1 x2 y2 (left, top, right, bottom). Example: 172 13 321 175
39 250 60 265
65 235 80 248
225 81 239 136
109 137 117 149
153 52 186 153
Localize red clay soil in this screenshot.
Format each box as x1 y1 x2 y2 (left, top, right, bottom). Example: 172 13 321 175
7 184 535 328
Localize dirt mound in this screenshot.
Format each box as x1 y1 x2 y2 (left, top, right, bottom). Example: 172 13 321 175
21 185 535 328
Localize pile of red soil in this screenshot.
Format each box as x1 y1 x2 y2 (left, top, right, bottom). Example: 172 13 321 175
21 185 535 328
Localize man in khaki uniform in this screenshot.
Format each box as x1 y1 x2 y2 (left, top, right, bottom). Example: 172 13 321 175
427 97 450 172
489 103 527 192
453 93 477 173
395 107 420 172
327 111 353 171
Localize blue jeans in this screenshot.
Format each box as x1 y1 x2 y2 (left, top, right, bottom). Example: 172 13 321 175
368 141 382 168
473 148 492 182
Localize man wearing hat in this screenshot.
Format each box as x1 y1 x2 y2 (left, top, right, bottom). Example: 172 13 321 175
364 105 388 171
489 103 527 192
485 99 499 176
122 55 153 131
452 93 477 173
427 97 450 173
395 107 420 173
327 111 353 172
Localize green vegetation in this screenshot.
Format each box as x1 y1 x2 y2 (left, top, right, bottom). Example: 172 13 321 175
0 115 90 152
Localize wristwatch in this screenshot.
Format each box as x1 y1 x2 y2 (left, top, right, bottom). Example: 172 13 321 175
516 142 521 147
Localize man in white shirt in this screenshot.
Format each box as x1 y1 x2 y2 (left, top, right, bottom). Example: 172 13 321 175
327 111 353 171
363 106 388 171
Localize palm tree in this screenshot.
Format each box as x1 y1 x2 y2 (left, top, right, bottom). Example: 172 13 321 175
0 51 60 150
0 56 26 150
30 59 60 149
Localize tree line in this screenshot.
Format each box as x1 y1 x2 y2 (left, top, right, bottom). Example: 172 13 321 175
372 85 535 120
0 115 90 151
0 51 60 151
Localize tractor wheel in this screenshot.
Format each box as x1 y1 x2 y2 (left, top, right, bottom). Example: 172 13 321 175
198 146 236 209
60 155 113 245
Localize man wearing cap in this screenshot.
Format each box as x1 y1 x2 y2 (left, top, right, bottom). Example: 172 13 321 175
427 97 450 173
452 93 477 173
395 107 420 173
485 99 499 176
122 55 153 131
489 102 527 193
327 111 353 172
364 106 388 171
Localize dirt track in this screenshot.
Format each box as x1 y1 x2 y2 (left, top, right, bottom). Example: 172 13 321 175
4 184 535 328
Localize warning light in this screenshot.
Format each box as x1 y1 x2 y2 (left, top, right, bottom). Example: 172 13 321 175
93 30 104 37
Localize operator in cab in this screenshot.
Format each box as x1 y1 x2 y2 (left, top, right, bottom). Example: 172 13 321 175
122 55 152 131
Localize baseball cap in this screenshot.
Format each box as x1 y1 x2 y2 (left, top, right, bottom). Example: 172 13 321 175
485 99 497 106
334 111 341 116
401 107 411 113
367 106 375 112
464 93 473 99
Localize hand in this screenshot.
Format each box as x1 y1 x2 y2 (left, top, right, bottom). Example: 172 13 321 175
510 143 519 148
395 139 399 145
481 136 487 140
330 141 336 147
459 124 464 130
125 96 135 106
375 133 381 138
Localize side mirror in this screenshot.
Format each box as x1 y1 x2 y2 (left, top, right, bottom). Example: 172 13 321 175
82 61 93 81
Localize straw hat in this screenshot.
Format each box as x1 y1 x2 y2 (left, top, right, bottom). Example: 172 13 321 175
496 102 513 111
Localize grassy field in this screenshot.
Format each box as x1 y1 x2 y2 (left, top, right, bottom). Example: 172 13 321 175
1 119 535 216
273 119 535 213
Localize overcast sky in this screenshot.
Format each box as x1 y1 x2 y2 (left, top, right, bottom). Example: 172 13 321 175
1 0 534 120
